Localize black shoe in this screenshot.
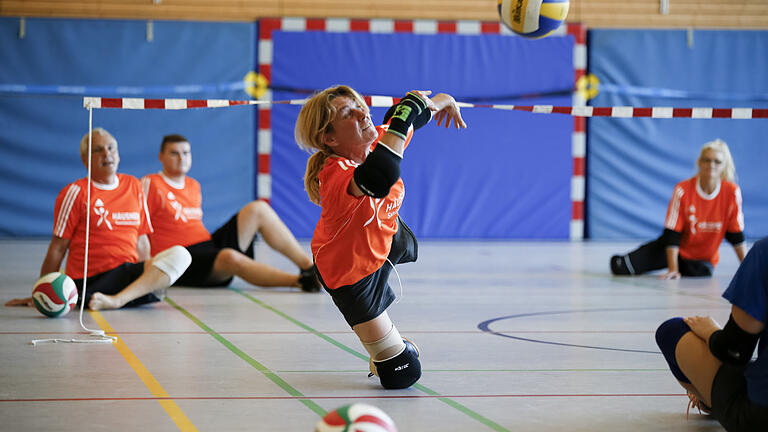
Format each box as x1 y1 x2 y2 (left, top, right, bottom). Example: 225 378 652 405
610 255 631 275
298 265 321 292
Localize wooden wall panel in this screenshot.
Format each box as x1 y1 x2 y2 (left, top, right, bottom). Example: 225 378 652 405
2 0 767 29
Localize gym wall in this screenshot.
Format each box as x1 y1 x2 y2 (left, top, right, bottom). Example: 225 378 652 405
2 18 766 241
0 18 254 236
587 29 768 240
0 17 576 239
268 28 575 239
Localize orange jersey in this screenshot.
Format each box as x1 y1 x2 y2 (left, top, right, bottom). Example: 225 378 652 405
311 126 412 288
142 173 211 256
664 177 744 265
53 174 150 279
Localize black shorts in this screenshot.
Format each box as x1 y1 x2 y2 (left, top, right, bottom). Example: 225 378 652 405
320 217 418 327
175 213 256 287
74 262 160 308
711 363 768 432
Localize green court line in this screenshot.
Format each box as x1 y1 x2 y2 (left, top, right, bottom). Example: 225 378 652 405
231 288 510 432
164 297 326 417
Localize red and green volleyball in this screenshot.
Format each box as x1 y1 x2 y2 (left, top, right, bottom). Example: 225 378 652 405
315 403 397 432
32 272 78 318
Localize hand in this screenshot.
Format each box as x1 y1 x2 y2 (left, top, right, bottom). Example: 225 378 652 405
429 93 467 130
659 270 681 280
5 297 34 307
683 316 722 341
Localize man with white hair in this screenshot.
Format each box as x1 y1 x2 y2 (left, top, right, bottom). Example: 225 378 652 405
6 128 190 310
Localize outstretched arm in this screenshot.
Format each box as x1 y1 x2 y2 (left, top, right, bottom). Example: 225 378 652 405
429 93 467 130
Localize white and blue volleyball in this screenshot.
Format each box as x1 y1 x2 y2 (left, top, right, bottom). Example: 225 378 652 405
498 0 570 39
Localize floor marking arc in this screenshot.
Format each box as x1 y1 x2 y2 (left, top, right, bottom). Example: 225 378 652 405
479 306 720 354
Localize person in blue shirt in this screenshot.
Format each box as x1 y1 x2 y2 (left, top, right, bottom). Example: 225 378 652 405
655 237 768 431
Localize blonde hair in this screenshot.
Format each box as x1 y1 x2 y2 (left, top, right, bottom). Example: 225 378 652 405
79 127 117 159
295 85 368 205
698 138 736 182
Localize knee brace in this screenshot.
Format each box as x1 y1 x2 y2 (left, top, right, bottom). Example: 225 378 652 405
363 324 405 360
709 314 760 366
370 339 421 389
655 317 692 383
365 327 421 389
152 245 192 285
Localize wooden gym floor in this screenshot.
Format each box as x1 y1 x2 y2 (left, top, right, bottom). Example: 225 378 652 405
0 239 739 431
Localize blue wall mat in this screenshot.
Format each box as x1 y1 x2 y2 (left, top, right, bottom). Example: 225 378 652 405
588 29 768 240
269 31 574 239
0 18 254 236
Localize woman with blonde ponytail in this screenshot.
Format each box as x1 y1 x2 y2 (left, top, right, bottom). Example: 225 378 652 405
611 139 748 279
295 85 466 389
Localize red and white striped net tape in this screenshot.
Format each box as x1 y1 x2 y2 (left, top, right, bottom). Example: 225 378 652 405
83 97 768 119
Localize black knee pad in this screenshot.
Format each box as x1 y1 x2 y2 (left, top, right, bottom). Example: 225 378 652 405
655 317 692 384
372 340 421 389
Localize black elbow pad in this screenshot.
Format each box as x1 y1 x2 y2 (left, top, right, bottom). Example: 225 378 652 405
725 231 745 246
353 144 402 198
709 315 760 366
661 228 682 247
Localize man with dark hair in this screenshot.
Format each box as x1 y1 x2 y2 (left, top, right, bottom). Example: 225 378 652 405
142 134 319 291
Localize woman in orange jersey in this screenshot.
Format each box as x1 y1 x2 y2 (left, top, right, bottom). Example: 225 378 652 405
295 86 466 389
611 139 747 279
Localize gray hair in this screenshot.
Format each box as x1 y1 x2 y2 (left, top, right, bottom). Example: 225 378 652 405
79 127 117 158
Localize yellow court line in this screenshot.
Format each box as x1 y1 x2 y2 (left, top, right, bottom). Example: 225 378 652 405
90 311 198 432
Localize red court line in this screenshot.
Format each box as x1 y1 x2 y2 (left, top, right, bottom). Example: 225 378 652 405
0 393 687 403
0 330 656 335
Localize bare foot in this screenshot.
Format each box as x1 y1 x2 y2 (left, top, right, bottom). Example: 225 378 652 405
88 292 122 310
5 297 34 307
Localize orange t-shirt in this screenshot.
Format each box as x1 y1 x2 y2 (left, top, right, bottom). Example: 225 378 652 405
142 173 211 256
664 177 744 265
53 174 150 279
311 126 412 289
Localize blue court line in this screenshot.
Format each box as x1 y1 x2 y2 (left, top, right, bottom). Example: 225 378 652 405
478 307 668 354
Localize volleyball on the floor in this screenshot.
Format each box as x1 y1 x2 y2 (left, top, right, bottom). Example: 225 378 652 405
32 272 78 318
498 0 570 39
315 403 397 432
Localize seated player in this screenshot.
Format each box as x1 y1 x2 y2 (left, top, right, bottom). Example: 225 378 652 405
295 86 466 388
142 134 319 291
5 128 191 310
655 237 768 430
611 139 747 279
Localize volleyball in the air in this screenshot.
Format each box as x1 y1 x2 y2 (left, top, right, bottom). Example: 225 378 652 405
498 0 570 39
32 272 78 318
315 403 397 432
